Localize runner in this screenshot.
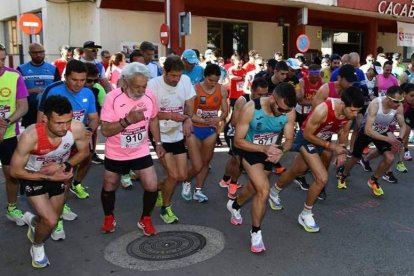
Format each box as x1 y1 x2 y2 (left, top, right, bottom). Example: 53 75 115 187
183 64 228 202
10 95 89 268
269 87 364 232
227 82 297 253
100 62 165 235
338 86 406 196
220 78 269 199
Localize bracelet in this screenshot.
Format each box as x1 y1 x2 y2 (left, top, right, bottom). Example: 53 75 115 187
155 141 162 146
123 117 131 126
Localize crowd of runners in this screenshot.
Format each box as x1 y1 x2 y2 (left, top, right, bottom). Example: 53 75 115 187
1 40 414 267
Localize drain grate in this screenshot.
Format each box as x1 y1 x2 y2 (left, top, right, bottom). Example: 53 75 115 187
126 231 206 261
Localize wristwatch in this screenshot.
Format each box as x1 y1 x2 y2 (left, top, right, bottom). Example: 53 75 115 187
155 141 163 146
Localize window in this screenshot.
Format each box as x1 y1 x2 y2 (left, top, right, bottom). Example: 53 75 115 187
3 18 19 54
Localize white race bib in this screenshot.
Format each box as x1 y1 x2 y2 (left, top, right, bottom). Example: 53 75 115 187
0 105 11 119
120 126 147 148
317 131 333 141
72 110 86 123
253 133 278 145
196 109 218 118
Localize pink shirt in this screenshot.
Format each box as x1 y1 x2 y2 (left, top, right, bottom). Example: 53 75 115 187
101 88 158 160
377 74 398 97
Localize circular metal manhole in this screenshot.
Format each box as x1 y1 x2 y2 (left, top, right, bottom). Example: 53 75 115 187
104 224 225 271
126 231 206 261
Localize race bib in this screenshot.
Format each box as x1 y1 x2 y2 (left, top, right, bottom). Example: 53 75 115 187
236 81 244 91
72 110 86 123
196 109 218 118
317 131 333 141
253 133 279 145
378 90 387 97
120 126 147 148
302 105 312 114
160 106 183 128
0 105 11 119
372 123 388 134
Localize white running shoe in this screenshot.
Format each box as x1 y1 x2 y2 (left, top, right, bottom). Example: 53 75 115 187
30 244 50 268
250 230 266 253
51 219 66 241
268 187 283 210
181 181 192 201
61 204 78 221
226 200 242 225
193 189 208 203
298 211 320 233
404 151 412 161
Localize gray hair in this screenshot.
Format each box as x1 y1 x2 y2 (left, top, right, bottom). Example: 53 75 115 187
121 62 151 81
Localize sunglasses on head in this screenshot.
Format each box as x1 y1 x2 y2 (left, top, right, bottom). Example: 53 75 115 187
86 78 99 84
387 96 404 103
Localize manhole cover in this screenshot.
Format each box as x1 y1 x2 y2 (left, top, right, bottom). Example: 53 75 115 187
104 224 225 271
126 231 206 261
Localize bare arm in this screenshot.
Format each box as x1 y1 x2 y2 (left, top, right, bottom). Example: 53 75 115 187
68 121 89 167
230 96 247 126
364 100 389 142
9 98 28 123
282 109 296 152
311 84 329 109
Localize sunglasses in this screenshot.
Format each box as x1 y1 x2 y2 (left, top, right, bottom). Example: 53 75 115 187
86 78 99 84
274 96 292 114
86 48 98 52
387 96 404 103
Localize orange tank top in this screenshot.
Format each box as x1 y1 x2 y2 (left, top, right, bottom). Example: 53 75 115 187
193 83 222 127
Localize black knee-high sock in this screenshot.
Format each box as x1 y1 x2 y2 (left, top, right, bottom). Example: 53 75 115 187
141 191 157 218
101 189 115 216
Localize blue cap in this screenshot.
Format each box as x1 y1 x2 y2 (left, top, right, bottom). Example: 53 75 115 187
286 58 300 70
182 49 199 64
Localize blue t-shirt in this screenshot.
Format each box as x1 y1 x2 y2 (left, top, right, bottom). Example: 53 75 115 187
330 67 366 88
17 62 60 103
38 81 97 125
184 65 204 85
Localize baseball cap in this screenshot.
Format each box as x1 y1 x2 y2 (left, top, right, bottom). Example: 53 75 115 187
370 61 383 75
330 53 341 61
339 64 357 83
392 53 401 60
182 49 199 64
285 58 301 70
83 41 102 49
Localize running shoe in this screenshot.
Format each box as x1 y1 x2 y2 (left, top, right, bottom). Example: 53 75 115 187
155 190 163 207
359 158 372 172
226 200 242 225
6 206 25 226
268 187 283 210
160 206 178 224
193 189 208 203
181 181 192 201
61 204 77 221
91 153 104 164
138 216 157 236
23 211 35 243
317 188 327 201
227 183 238 199
219 179 230 188
294 176 310 191
404 151 412 161
367 178 384 196
70 183 89 199
101 214 116 233
30 244 50 269
250 230 266 253
382 172 398 183
396 161 408 173
121 174 133 189
337 176 348 189
298 211 320 233
51 219 65 241
272 165 286 175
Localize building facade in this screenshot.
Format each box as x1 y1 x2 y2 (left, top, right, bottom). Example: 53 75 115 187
0 0 413 66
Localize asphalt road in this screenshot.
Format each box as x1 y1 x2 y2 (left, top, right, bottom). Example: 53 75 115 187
1 139 414 276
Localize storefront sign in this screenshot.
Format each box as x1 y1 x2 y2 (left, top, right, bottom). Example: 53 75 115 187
378 1 414 17
397 21 414 47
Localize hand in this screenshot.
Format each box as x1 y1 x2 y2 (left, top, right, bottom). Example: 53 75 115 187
0 118 7 128
127 106 147 124
330 144 348 155
39 162 63 175
49 167 73 182
388 137 402 153
85 127 93 139
204 117 221 127
335 154 347 168
182 118 193 137
171 113 188 122
155 144 166 158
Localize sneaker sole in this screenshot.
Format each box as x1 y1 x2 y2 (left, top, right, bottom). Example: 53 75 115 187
160 214 178 224
382 177 397 183
219 183 229 188
298 215 320 233
367 181 384 196
69 189 89 199
250 245 266 253
101 221 116 234
268 198 283 211
30 249 50 269
6 215 25 226
51 233 66 241
294 180 309 191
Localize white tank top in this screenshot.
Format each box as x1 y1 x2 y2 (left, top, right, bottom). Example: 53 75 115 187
365 96 397 134
25 123 75 172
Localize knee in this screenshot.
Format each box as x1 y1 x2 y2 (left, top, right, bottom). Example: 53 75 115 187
314 174 328 187
41 215 59 231
385 153 395 164
255 185 270 201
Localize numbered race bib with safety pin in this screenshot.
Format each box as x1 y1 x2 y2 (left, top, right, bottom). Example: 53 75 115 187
160 106 183 128
120 126 147 148
317 131 333 141
0 105 11 119
372 123 389 134
72 110 86 123
253 133 279 145
196 109 218 119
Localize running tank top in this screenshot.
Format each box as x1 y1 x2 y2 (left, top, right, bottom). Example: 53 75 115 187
295 77 323 114
328 82 340 98
246 98 287 145
301 98 349 141
225 94 251 137
25 123 74 172
362 96 396 134
193 83 222 127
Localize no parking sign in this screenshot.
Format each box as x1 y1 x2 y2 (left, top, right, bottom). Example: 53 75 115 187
296 34 310 53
